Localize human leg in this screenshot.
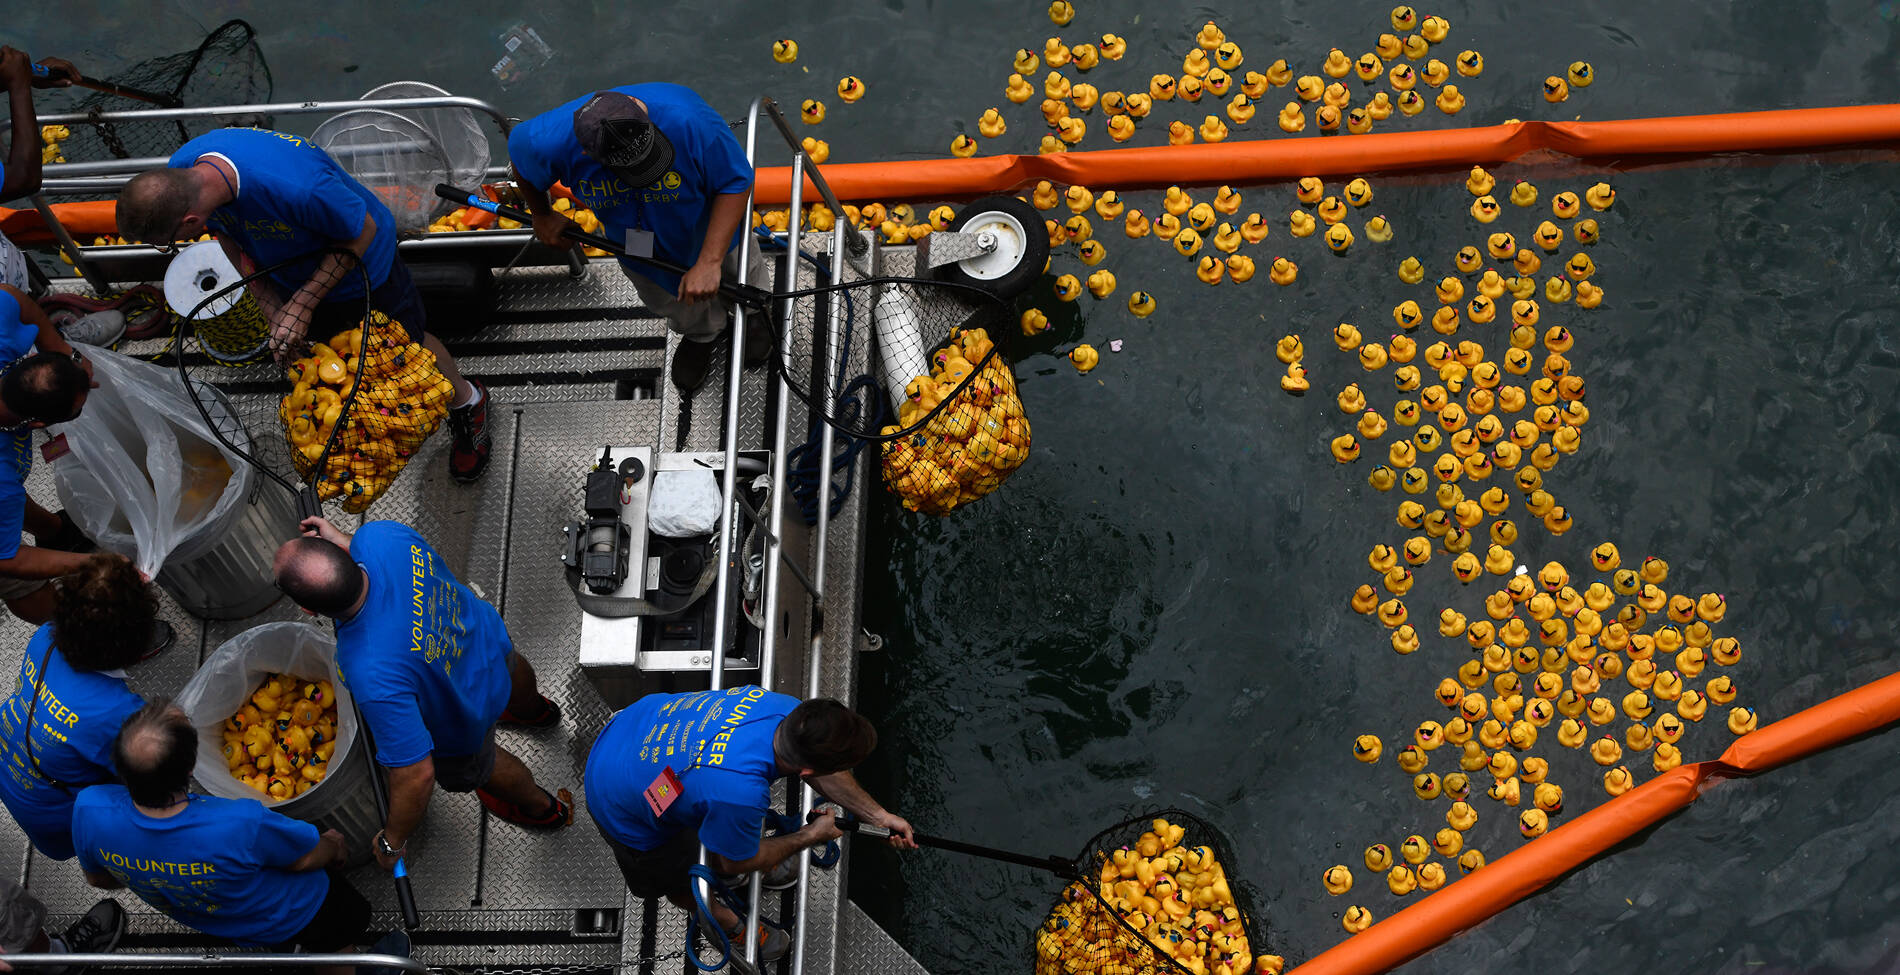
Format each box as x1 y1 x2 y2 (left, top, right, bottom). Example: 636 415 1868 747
498 652 560 728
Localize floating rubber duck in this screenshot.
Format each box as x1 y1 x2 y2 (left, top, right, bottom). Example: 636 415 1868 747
1590 735 1624 766
1100 33 1128 60
1053 274 1083 302
1282 362 1310 394
1240 213 1271 244
1325 864 1355 894
801 137 830 163
1123 209 1151 239
1421 59 1450 87
1368 91 1396 120
1315 104 1343 131
773 38 800 63
1626 721 1654 752
1331 434 1362 464
1048 0 1073 25
1124 92 1153 118
1147 73 1178 102
1364 843 1395 873
1044 37 1071 67
1342 905 1374 934
974 108 1008 140
1064 213 1093 243
1517 808 1548 839
1585 182 1616 211
1020 308 1051 337
800 99 826 124
1087 269 1117 298
1154 212 1181 239
1211 223 1243 254
1012 48 1041 74
1488 775 1521 806
1055 116 1086 144
1183 49 1212 78
950 134 979 158
1322 82 1352 109
1069 82 1099 110
1259 56 1291 86
1456 50 1483 77
1186 201 1217 232
1586 695 1618 726
1006 74 1035 103
1396 89 1427 116
1173 227 1203 257
1070 44 1099 72
1068 344 1099 373
1397 257 1426 286
1727 706 1759 735
1707 674 1738 704
838 76 866 102
1413 772 1443 801
1179 74 1206 102
1326 223 1355 253
1542 76 1568 103
1368 461 1395 490
1195 255 1224 286
1270 257 1298 285
1364 215 1394 243
1487 231 1518 260
1374 31 1404 59
1237 70 1272 99
1126 291 1158 319
1276 335 1304 364
1436 276 1466 305
1544 274 1573 303
1420 14 1450 41
1360 344 1389 372
1318 48 1350 79
1293 75 1326 103
1469 195 1500 224
1217 93 1255 126
1400 834 1432 865
1640 556 1670 585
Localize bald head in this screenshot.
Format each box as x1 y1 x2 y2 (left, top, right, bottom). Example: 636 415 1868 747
114 699 197 807
273 536 366 617
117 168 200 245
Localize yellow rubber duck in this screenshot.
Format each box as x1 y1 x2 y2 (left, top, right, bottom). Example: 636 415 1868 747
1199 115 1231 142
1386 62 1419 95
1068 344 1099 373
1342 905 1374 934
1237 69 1272 99
1323 864 1356 896
1402 33 1430 59
1352 52 1384 82
1326 223 1355 253
1195 256 1224 286
1626 721 1654 752
1070 44 1099 72
1420 58 1450 86
1320 48 1350 78
1294 74 1325 102
1183 49 1212 78
1020 309 1050 337
1153 212 1181 240
1124 92 1152 118
1055 115 1085 144
1226 93 1256 124
1456 50 1484 77
1239 213 1271 244
1516 808 1548 839
1282 362 1311 394
1173 227 1203 257
949 134 978 158
837 76 865 102
1122 209 1151 239
1574 218 1601 245
1099 33 1128 60
1322 82 1351 109
1179 74 1206 102
1435 84 1465 114
1346 108 1374 134
1276 335 1304 364
1013 48 1041 75
1269 257 1298 285
1087 269 1117 297
1584 182 1617 211
1728 707 1758 735
1543 76 1569 103
800 99 826 124
1212 40 1243 71
1005 73 1035 104
1331 434 1361 464
1186 201 1217 231
1164 120 1194 145
1127 291 1157 318
771 38 800 64
1212 223 1243 254
1707 674 1738 705
1048 0 1073 24
1043 37 1071 67
1393 256 1427 285
1069 82 1099 110
1053 273 1082 302
1590 735 1624 766
1366 91 1395 121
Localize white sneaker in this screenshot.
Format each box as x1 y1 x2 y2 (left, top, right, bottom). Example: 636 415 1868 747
59 309 127 348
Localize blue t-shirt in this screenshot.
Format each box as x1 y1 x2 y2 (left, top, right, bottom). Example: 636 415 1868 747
72 786 326 946
586 686 796 861
0 287 39 561
0 625 144 860
507 83 754 293
335 521 514 767
168 128 397 301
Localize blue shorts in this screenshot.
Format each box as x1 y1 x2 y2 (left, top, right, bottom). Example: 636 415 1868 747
308 258 427 345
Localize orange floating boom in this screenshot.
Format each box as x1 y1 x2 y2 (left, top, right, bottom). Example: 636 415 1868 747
1291 669 1900 975
750 103 1900 204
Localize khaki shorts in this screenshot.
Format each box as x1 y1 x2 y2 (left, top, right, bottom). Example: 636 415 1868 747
621 247 771 343
0 573 49 603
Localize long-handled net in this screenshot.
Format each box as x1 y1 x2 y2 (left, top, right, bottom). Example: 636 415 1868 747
1040 810 1271 975
167 250 450 517
43 20 272 164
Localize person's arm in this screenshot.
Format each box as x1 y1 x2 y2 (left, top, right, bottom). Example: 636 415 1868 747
287 828 348 872
375 756 434 870
806 769 918 848
515 177 574 251
0 545 93 581
299 515 353 552
706 815 842 876
1 286 85 375
678 191 749 302
268 212 376 360
1 48 38 201
211 233 284 321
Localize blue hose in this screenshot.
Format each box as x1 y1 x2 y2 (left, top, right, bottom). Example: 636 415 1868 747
686 864 752 972
753 227 883 524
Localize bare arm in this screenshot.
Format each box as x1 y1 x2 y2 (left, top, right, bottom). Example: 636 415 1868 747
268 212 376 359
298 515 353 552
678 191 750 302
707 816 843 876
807 769 917 848
0 545 93 581
287 828 348 872
376 756 435 869
516 177 574 251
1 48 38 201
214 233 283 320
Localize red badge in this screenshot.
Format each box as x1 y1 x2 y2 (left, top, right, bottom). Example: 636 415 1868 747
644 766 683 817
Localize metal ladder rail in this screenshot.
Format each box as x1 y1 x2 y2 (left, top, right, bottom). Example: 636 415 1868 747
23 94 517 285
0 952 423 972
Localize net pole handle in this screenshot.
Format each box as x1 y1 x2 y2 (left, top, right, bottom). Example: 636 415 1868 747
31 62 184 107
836 817 1080 880
352 698 422 931
431 183 771 311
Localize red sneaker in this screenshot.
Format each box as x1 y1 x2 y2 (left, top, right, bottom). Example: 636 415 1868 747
478 786 573 831
447 378 492 483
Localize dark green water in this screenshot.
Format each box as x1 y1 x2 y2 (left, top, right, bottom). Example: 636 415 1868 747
19 2 1900 973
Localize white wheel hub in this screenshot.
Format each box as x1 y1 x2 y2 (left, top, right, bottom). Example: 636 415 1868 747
953 210 1029 280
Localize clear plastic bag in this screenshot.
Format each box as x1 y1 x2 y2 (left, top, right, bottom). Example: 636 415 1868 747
172 621 358 807
50 348 252 576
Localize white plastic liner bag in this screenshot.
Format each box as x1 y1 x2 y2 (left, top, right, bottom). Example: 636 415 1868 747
173 621 358 807
49 347 251 577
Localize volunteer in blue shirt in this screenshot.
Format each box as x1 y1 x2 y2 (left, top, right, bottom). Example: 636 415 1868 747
0 292 102 623
1 45 79 290
509 84 765 392
73 700 371 962
115 128 494 482
272 515 572 871
0 554 158 861
587 687 915 961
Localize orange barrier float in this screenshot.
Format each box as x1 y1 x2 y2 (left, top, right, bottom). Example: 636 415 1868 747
1291 669 1900 975
751 103 1900 205
9 105 1898 241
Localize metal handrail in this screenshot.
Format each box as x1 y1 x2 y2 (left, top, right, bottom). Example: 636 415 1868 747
0 952 424 972
755 98 867 258
36 94 512 133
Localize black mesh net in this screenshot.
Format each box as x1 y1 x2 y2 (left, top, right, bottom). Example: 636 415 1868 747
1036 810 1270 975
771 275 1027 515
46 20 271 164
170 256 446 516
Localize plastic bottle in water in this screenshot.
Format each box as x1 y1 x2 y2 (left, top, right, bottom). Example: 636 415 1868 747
491 22 555 90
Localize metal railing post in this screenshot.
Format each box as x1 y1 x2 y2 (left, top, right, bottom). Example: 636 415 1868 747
27 193 110 292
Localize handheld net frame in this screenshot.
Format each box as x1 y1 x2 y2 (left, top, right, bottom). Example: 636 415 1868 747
1035 809 1270 975
169 248 441 518
767 271 1019 443
43 20 272 163
312 81 493 234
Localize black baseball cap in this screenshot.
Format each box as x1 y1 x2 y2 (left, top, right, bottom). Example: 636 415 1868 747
573 91 676 189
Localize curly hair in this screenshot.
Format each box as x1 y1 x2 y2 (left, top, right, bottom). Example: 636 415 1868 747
781 698 878 774
53 554 158 671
